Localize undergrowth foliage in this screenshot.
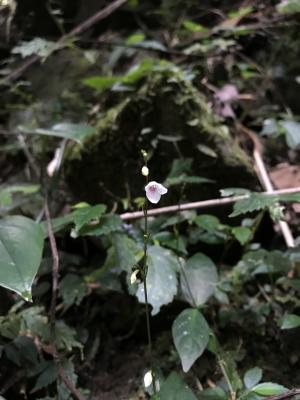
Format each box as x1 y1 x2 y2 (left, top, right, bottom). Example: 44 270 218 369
1 0 300 398
0 152 300 399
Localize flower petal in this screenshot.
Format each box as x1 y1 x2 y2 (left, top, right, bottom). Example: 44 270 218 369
157 183 168 195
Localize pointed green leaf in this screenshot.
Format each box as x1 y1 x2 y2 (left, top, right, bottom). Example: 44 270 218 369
252 382 288 396
158 372 197 399
172 308 210 372
198 387 227 400
280 314 300 329
244 367 263 389
136 246 178 315
231 227 252 245
19 123 96 143
72 204 106 232
0 216 44 300
180 253 218 307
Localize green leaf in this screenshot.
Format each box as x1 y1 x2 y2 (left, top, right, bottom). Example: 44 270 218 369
244 367 263 389
31 361 58 393
0 216 44 300
60 274 87 307
172 308 210 372
83 59 156 92
158 371 197 399
280 314 300 329
126 33 145 45
19 123 96 144
280 120 300 148
0 184 40 207
166 175 212 187
230 193 270 217
113 233 142 273
198 387 227 400
252 382 288 396
228 6 253 18
82 76 120 91
81 214 123 236
166 158 193 180
58 359 78 400
122 59 155 85
182 20 208 33
277 0 300 14
136 246 178 315
231 227 252 245
180 253 218 307
230 192 283 218
72 204 106 232
194 215 220 231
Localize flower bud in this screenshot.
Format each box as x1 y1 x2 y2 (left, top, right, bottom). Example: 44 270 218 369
130 269 139 284
141 166 149 176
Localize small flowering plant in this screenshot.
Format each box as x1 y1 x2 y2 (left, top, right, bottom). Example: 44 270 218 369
131 150 169 395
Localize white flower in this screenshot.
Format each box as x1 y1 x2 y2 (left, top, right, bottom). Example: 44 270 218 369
143 370 153 388
145 181 168 204
141 166 149 176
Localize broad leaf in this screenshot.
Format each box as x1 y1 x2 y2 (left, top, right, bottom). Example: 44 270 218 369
0 184 40 207
231 227 252 245
172 308 210 372
244 367 263 389
280 314 300 329
113 233 142 273
158 372 197 400
19 123 96 144
0 216 44 300
198 387 227 400
281 120 300 148
252 382 288 396
180 253 218 307
194 215 220 231
72 204 106 232
81 214 123 236
31 361 58 393
136 246 179 315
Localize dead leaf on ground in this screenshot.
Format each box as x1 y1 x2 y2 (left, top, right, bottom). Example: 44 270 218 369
270 163 300 212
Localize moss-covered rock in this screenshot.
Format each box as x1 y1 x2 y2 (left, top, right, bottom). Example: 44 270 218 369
63 65 257 206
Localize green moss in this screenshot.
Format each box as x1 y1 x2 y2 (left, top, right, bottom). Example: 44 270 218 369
63 65 256 205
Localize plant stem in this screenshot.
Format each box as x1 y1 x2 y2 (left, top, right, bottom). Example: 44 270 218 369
218 358 236 400
142 161 157 394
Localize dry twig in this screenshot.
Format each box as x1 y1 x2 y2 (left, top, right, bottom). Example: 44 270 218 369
237 122 295 249
120 187 300 221
45 198 86 400
265 389 300 400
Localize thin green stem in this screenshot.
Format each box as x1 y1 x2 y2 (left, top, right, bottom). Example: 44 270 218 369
218 358 236 400
142 155 157 395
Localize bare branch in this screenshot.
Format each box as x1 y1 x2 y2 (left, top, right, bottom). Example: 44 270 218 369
45 197 86 400
120 187 300 221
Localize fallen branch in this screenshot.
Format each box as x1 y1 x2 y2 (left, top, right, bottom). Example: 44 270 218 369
120 187 300 221
238 122 295 249
3 0 128 83
45 198 86 400
265 388 300 400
